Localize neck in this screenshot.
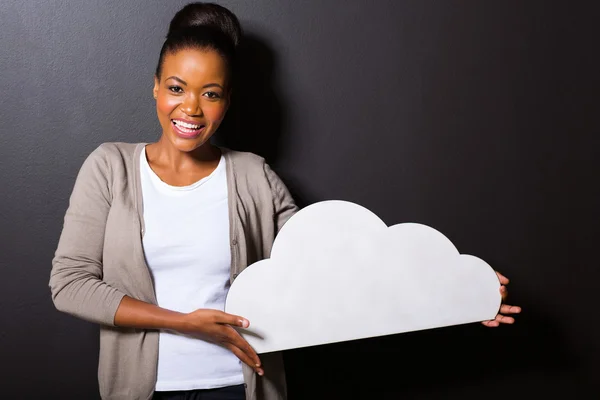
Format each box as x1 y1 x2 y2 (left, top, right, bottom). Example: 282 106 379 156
148 135 221 173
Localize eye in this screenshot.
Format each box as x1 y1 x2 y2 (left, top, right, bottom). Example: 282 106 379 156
168 86 184 94
203 91 222 99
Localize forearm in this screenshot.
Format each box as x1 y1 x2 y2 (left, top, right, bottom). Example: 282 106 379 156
113 296 189 332
114 297 264 374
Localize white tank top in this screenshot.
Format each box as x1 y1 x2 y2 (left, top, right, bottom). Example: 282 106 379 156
139 149 244 391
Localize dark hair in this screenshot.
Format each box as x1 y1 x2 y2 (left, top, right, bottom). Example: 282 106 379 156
155 2 242 81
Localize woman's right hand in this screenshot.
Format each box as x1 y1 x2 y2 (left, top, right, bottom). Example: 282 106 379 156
113 297 263 375
181 309 263 376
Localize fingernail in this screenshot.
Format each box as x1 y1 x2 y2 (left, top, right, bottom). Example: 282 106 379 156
240 319 249 328
258 369 264 376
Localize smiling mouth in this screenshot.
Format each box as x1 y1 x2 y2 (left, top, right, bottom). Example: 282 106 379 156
171 119 206 139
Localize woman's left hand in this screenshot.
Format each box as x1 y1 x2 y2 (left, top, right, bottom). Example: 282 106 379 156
481 271 522 327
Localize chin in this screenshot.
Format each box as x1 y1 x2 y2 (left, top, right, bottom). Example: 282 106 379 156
163 123 215 153
171 136 211 153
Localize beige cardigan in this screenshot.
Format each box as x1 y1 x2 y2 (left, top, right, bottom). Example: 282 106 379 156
50 142 298 400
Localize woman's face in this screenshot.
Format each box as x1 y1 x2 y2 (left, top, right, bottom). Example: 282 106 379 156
153 48 230 153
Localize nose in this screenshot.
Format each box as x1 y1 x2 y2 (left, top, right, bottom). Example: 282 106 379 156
181 94 203 116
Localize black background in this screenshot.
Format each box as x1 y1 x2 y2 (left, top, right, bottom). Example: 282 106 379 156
1 1 598 398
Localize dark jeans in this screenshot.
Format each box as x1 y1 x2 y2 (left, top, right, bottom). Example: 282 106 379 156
152 384 245 400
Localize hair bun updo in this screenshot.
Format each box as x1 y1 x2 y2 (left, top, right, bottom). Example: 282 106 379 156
167 2 242 48
155 2 242 79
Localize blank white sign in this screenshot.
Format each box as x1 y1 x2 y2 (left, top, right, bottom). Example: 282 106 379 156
225 200 501 354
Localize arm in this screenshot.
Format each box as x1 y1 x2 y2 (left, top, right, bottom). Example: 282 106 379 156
113 295 187 330
50 147 262 373
50 146 126 325
113 296 263 375
264 163 299 232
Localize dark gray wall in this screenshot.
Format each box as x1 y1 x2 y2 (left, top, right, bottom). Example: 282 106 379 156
1 1 598 398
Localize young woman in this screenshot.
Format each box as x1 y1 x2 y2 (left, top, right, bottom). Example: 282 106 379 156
50 3 520 400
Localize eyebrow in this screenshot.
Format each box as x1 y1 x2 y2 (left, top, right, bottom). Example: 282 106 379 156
165 76 224 90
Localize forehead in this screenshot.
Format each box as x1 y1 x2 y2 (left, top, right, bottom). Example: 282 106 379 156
161 48 228 84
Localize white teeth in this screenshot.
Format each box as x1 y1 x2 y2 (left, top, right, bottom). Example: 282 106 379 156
173 120 202 129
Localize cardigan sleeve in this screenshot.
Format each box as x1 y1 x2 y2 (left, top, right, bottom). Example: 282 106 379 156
49 145 126 326
263 163 299 233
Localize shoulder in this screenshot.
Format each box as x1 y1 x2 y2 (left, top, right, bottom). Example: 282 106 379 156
221 148 293 200
84 142 144 170
221 148 271 179
92 142 144 161
222 148 266 168
220 148 284 185
77 142 144 186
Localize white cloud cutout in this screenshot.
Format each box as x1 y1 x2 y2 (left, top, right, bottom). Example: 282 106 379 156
225 201 501 354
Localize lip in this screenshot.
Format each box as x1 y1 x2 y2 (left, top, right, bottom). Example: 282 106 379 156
171 118 206 139
172 118 204 125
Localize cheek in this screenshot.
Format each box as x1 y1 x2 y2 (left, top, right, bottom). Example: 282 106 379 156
204 103 228 123
156 95 179 119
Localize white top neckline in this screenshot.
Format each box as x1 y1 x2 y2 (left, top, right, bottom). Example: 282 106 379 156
141 148 225 193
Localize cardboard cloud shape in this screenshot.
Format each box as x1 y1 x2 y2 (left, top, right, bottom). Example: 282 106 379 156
225 200 501 354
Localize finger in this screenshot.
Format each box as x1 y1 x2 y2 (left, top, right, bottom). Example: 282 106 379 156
500 304 521 314
495 314 515 324
481 320 500 328
225 326 261 367
214 310 250 329
226 343 264 376
495 271 509 285
500 285 508 300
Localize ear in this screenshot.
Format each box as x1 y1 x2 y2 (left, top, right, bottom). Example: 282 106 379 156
153 76 159 99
